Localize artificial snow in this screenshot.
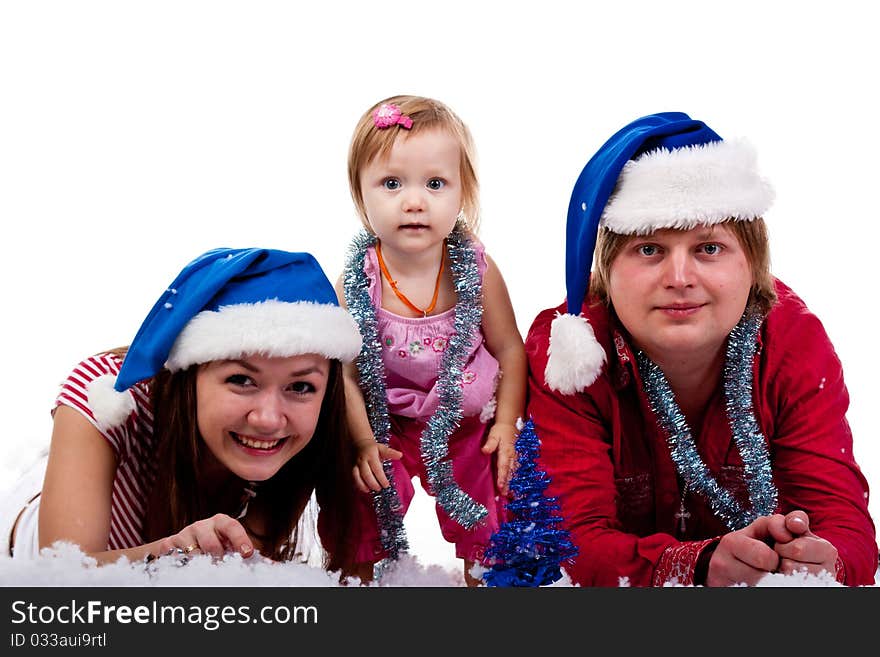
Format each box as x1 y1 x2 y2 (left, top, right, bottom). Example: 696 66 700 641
0 543 462 587
1 543 874 587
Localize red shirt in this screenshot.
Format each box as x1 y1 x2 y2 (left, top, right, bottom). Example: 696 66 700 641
525 280 877 586
55 353 156 550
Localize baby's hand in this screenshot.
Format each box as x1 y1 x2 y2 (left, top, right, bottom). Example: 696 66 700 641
482 423 518 496
353 439 403 493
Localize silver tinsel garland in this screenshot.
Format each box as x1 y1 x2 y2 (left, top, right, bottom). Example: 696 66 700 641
343 230 408 560
635 311 777 530
343 224 488 559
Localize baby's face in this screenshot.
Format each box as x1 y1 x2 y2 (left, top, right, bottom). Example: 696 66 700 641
359 127 461 257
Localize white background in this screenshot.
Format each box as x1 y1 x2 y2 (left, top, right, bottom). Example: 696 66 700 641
1 1 877 570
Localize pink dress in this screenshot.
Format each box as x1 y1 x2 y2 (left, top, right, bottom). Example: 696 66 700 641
353 242 502 564
369 243 500 421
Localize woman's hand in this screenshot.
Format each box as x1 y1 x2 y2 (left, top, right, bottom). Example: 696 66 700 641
352 439 403 493
481 422 518 495
153 513 255 560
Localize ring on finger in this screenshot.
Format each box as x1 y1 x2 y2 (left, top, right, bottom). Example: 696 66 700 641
183 544 198 554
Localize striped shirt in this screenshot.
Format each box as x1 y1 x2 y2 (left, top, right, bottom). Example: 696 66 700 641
55 353 157 550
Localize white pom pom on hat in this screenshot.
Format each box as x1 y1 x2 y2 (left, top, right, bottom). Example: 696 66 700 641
544 313 606 394
87 374 137 431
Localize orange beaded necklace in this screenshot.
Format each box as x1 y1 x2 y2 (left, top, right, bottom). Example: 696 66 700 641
375 240 445 317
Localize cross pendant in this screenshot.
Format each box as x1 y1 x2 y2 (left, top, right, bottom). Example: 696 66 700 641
675 499 691 534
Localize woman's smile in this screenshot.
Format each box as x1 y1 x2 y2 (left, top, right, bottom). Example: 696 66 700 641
229 432 290 454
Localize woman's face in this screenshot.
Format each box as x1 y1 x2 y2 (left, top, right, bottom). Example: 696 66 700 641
607 224 752 364
195 353 330 482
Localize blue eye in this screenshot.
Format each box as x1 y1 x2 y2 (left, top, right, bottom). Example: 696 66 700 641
383 178 401 190
701 243 721 255
426 178 445 190
638 244 658 256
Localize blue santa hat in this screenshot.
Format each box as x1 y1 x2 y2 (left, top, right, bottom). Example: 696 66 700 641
88 247 362 429
545 112 774 394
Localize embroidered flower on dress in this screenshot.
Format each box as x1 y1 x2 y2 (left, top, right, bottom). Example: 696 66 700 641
408 341 423 356
423 337 432 345
398 350 407 358
461 370 476 384
384 336 394 348
432 337 448 352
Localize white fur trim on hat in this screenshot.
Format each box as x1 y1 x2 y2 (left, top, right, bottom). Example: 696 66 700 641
165 299 363 371
601 139 775 235
545 313 607 394
87 374 137 431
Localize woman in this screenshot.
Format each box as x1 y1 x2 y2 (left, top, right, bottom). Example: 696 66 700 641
3 247 363 574
526 112 877 586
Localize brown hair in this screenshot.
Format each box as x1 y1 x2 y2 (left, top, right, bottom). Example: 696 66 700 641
347 95 480 235
588 218 777 315
142 358 358 573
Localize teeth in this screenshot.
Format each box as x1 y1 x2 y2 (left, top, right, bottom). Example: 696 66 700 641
235 435 282 450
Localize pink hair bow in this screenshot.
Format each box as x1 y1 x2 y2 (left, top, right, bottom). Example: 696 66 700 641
373 103 413 130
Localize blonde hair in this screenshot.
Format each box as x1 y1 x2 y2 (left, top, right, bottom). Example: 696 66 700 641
347 95 480 235
588 218 777 316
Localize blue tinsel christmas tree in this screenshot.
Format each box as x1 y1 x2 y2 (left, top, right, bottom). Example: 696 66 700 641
483 418 578 586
